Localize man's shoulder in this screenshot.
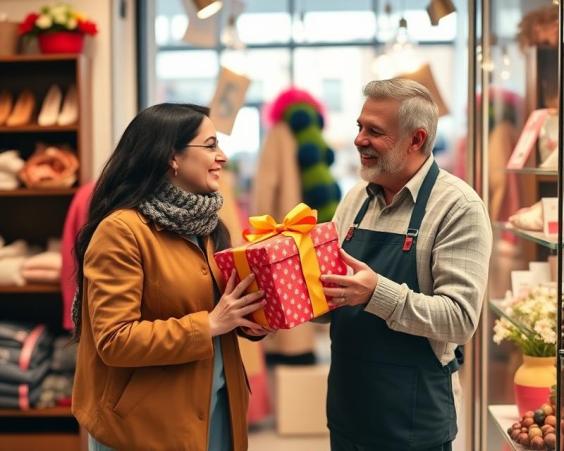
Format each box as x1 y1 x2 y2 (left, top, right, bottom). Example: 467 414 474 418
435 169 484 207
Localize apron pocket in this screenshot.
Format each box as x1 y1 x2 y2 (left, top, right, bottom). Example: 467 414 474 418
328 355 418 448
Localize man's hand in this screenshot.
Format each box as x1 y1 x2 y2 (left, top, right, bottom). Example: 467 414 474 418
321 249 378 308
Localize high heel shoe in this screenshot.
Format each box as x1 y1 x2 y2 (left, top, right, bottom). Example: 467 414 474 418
38 85 63 127
0 90 14 126
57 84 78 126
6 89 35 127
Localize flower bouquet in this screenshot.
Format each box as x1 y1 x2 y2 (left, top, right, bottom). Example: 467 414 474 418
492 284 557 416
493 284 557 356
19 3 98 54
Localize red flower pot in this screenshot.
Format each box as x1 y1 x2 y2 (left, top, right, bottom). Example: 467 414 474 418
38 32 84 54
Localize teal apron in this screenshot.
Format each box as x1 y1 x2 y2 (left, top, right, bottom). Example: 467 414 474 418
327 162 458 450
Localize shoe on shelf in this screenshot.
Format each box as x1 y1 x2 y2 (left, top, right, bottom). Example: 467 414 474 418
0 90 13 126
5 89 36 127
508 201 543 232
38 85 63 127
57 84 78 126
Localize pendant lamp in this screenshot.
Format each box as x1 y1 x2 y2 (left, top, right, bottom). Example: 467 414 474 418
193 0 223 19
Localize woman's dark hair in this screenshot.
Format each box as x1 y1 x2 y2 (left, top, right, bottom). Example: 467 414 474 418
73 103 230 340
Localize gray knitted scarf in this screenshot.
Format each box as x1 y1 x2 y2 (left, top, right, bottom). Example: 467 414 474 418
138 182 223 238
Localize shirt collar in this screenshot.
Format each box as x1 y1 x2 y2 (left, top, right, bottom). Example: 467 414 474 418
365 155 435 204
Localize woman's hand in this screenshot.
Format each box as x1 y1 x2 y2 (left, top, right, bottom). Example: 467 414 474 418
209 271 266 337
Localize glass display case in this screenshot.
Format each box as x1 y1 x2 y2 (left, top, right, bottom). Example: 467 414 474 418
470 0 563 449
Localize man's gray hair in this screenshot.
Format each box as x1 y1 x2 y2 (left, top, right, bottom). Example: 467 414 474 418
363 79 439 156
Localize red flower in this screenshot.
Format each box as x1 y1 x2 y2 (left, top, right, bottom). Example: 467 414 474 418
77 20 98 36
18 13 39 36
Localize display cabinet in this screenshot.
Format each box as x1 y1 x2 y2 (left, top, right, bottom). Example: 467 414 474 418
469 1 563 450
0 53 91 451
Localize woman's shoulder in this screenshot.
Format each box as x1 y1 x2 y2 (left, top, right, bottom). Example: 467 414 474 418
97 209 148 236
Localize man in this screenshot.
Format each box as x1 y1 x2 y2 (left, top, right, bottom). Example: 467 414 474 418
320 79 492 451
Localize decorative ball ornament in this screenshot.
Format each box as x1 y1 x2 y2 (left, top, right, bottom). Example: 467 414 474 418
267 88 341 222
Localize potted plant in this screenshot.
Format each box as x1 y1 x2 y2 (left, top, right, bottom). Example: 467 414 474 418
492 284 557 416
18 3 98 54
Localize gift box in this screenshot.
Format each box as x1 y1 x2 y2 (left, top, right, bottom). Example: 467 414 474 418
214 204 347 329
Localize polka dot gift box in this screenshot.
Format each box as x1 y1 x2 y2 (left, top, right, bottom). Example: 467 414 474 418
214 203 347 329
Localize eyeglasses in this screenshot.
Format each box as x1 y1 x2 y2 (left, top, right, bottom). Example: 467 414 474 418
185 139 220 152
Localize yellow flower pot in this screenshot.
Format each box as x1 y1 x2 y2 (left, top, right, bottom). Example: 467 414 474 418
514 355 556 416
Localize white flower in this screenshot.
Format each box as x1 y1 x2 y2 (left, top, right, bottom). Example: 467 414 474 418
36 14 53 29
53 13 68 25
534 318 557 344
50 4 70 17
493 319 511 345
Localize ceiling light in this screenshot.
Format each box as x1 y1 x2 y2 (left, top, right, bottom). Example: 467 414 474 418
426 0 456 26
193 0 223 19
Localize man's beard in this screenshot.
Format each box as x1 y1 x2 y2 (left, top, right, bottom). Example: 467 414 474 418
358 145 408 183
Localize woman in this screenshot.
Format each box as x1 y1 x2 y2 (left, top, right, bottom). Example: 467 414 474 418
72 104 269 451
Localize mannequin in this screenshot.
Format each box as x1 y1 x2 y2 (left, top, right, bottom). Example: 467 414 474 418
252 87 340 364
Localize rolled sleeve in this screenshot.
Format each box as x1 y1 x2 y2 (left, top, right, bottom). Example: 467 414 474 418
363 200 492 345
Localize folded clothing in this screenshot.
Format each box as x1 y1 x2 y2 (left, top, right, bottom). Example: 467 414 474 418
50 335 76 373
0 358 50 385
508 201 544 232
0 338 52 369
36 373 73 409
0 239 28 259
0 171 19 183
0 150 25 174
0 383 42 409
22 251 62 272
0 257 25 286
21 268 60 283
19 146 79 189
0 322 53 355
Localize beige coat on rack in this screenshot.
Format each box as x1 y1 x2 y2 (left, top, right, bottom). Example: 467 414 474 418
251 122 315 357
218 169 268 376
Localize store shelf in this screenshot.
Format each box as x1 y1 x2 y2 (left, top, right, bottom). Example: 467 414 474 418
497 222 559 250
0 284 60 294
0 54 81 63
0 406 72 417
488 405 524 451
506 167 558 177
0 188 77 197
0 125 78 133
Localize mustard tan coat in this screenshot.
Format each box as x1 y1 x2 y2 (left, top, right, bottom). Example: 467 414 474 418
72 209 250 451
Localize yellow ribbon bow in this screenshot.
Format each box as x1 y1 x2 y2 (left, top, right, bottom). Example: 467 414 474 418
232 203 329 327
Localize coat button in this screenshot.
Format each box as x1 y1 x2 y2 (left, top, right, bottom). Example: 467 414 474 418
201 266 208 275
198 412 205 421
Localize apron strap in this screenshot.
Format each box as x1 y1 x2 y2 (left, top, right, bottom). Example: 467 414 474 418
402 161 440 252
344 189 374 241
345 160 439 245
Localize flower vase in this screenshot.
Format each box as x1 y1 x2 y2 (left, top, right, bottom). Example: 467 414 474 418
514 355 556 416
38 32 84 54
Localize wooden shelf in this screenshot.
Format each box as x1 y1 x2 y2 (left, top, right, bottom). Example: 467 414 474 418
0 284 60 294
0 406 72 418
0 54 81 63
0 125 78 133
0 188 77 197
488 405 524 451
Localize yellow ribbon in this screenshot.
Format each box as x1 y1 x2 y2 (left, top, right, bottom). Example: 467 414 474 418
232 203 329 327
